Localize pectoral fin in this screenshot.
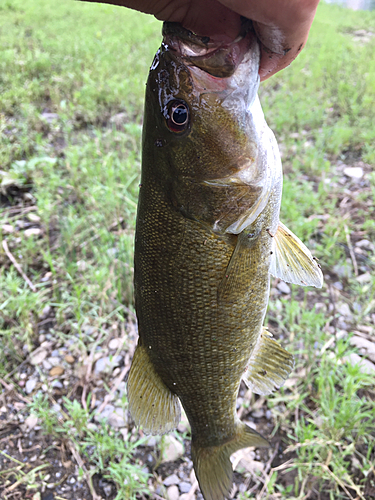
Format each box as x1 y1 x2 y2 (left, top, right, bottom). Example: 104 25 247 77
127 344 181 435
217 229 260 304
270 221 323 288
243 329 294 395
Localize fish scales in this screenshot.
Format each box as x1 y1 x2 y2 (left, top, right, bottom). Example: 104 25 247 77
128 20 323 500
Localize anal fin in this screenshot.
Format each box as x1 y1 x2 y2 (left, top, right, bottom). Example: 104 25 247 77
270 221 323 288
243 329 294 395
127 344 181 435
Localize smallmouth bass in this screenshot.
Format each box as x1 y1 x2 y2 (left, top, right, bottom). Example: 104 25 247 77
128 21 323 500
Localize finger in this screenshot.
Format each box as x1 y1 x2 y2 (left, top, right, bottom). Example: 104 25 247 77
253 21 310 81
218 0 320 78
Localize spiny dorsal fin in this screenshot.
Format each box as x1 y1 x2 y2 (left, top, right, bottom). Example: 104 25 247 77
127 344 181 435
269 221 323 288
192 422 269 500
243 329 294 395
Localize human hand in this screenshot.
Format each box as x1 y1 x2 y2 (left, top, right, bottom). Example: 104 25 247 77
81 0 320 80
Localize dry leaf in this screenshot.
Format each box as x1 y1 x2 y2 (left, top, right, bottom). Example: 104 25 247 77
49 366 65 377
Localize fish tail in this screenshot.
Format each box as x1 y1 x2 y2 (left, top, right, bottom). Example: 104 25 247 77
191 422 269 500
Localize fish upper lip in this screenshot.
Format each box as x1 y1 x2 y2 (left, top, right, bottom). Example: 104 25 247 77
162 21 256 78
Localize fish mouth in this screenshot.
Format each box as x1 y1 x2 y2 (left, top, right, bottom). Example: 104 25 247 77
162 20 257 78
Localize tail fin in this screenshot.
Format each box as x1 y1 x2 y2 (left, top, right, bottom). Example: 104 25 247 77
191 423 269 500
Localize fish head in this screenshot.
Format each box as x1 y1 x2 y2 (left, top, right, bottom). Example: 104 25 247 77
143 22 278 233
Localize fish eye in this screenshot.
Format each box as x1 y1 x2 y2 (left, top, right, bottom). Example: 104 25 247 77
166 100 189 133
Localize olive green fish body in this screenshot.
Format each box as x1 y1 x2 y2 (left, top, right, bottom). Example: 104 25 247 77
128 22 323 500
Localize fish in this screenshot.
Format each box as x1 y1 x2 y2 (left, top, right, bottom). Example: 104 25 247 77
127 20 323 500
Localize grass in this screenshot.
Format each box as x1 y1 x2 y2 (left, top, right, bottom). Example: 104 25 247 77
0 0 375 498
28 394 150 500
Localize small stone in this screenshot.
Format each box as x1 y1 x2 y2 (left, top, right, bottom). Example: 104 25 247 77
77 260 87 271
103 482 113 497
243 420 257 430
41 112 59 123
251 409 264 419
336 329 348 340
356 272 372 283
314 302 326 313
27 213 41 222
357 325 374 334
350 335 375 362
95 405 115 422
108 338 122 350
345 353 375 374
177 409 190 434
164 474 180 486
355 239 374 251
190 468 196 483
265 410 272 420
343 166 363 179
161 434 184 463
49 366 64 377
64 355 75 364
154 485 164 496
48 356 61 366
40 272 52 282
143 435 159 447
23 415 38 431
2 224 14 233
94 355 123 374
333 263 352 279
353 302 362 313
108 408 127 428
25 378 37 394
333 281 343 290
166 485 179 500
179 482 191 493
30 349 48 366
51 380 63 389
40 305 52 319
24 228 42 238
277 281 291 294
337 302 352 318
43 360 52 370
337 319 349 330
